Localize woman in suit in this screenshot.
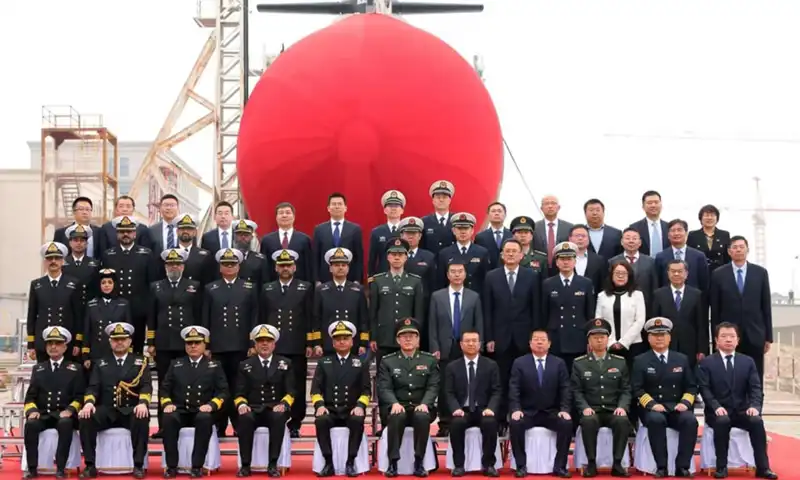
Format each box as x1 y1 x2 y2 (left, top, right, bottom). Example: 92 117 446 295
594 260 647 366
687 204 731 271
81 268 131 369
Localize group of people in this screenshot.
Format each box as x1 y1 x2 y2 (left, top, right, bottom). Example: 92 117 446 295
21 182 776 478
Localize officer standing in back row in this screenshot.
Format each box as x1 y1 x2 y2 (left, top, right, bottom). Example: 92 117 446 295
62 224 100 316
510 216 549 275
421 180 456 256
233 219 269 292
571 319 632 478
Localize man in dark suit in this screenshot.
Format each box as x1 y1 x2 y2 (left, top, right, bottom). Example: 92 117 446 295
709 236 773 380
421 180 456 255
697 322 777 479
559 224 606 294
435 213 490 294
631 318 698 478
533 195 573 266
200 201 235 254
53 196 101 259
429 260 484 435
629 190 670 257
508 330 572 478
147 194 181 253
367 190 404 277
542 241 596 373
97 196 151 260
654 219 710 293
652 259 709 367
474 202 512 270
482 238 540 426
445 330 502 477
312 193 364 284
259 202 313 283
610 228 659 317
583 198 623 261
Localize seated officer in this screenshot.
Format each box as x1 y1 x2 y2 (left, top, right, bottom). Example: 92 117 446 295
631 317 698 478
697 322 777 479
234 324 296 478
23 327 85 479
377 318 440 478
160 326 229 479
311 321 371 477
571 319 632 478
78 322 151 479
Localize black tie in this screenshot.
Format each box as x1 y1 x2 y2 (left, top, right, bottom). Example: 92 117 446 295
117 358 123 367
75 260 81 267
391 225 397 233
51 280 58 288
171 282 178 289
263 360 269 370
726 355 734 384
659 354 666 365
282 285 288 294
193 361 199 369
563 278 570 288
468 360 476 411
53 362 59 372
340 357 346 366
439 217 446 227
409 251 414 260
337 285 344 292
461 247 467 255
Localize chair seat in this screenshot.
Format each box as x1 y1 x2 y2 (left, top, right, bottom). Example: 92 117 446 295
633 424 697 475
445 427 503 471
573 426 631 469
700 426 756 469
96 428 138 474
21 429 81 474
312 427 370 475
237 426 292 471
377 426 437 474
509 427 557 474
160 426 221 473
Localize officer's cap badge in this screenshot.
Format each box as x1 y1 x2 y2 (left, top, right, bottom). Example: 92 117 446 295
439 181 447 188
279 251 291 261
237 219 249 230
334 322 348 332
75 224 87 233
404 319 411 326
166 250 180 261
409 218 416 225
222 249 236 259
595 319 602 326
46 243 60 254
390 191 398 198
113 324 126 335
119 216 133 227
333 248 346 259
178 214 193 225
459 214 466 221
394 239 402 246
188 328 199 336
560 242 570 250
654 319 662 326
257 326 270 337
520 217 527 224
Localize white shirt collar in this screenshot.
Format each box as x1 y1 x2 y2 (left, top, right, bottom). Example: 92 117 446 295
720 351 735 359
114 354 128 364
653 350 668 361
733 262 748 274
437 212 450 223
258 354 273 364
408 247 418 256
121 244 133 252
671 284 684 295
624 251 640 260
48 274 62 283
545 218 559 228
533 354 547 363
225 277 238 285
338 353 350 362
72 254 85 262
387 221 399 230
464 355 479 367
218 227 232 237
504 265 519 276
330 218 345 227
457 242 471 251
449 285 464 295
51 359 63 369
334 279 346 288
560 273 574 283
279 227 294 236
280 280 292 288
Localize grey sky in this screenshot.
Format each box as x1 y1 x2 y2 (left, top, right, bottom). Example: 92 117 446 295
4 0 800 291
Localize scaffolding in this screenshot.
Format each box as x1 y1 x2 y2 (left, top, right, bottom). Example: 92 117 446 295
40 105 119 243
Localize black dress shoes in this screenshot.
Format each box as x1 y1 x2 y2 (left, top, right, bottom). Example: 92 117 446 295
237 466 251 477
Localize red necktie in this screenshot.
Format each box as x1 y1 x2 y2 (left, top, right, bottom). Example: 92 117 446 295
627 256 636 264
281 232 289 249
547 222 556 264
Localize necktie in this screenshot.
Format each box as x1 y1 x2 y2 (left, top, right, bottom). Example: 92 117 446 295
167 224 175 249
725 355 734 384
53 362 59 372
737 269 745 293
171 282 178 289
627 256 636 264
123 248 130 255
333 222 341 247
409 251 414 260
282 284 288 294
75 260 82 267
337 285 344 292
536 359 544 386
547 223 556 264
461 247 467 255
675 249 683 261
439 217 446 227
650 222 662 255
263 360 269 370
674 290 682 310
659 354 666 365
117 358 124 367
391 225 397 234
563 278 570 288
468 360 476 411
104 299 110 305
508 271 516 292
51 280 58 288
340 357 346 366
193 361 199 369
281 232 289 249
494 230 502 248
221 231 229 249
452 292 461 339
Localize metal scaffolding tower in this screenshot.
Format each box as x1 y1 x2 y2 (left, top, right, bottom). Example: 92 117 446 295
752 176 767 267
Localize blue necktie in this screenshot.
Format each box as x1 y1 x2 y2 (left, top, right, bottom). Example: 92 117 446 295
650 222 662 256
536 359 544 386
452 292 461 339
494 230 502 248
736 269 745 293
725 355 734 385
333 222 341 247
167 224 175 249
674 290 682 310
221 231 229 249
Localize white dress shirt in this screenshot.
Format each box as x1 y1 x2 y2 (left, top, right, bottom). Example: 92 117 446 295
560 273 574 287
218 227 233 248
51 359 63 371
330 219 345 236
279 228 294 245
114 354 128 365
463 355 479 406
653 350 669 362
576 252 588 276
259 354 273 366
533 354 547 368
162 221 177 250
437 212 450 225
671 285 685 300
456 242 471 254
449 286 464 324
48 274 63 285
721 351 736 368
733 262 748 284
672 245 686 260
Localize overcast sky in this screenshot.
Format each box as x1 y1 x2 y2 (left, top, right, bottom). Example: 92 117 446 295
4 0 800 291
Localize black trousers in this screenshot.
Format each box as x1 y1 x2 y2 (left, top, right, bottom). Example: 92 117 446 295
79 406 149 467
315 411 366 462
578 411 631 463
24 414 77 471
491 343 526 423
213 351 247 434
130 314 147 354
509 411 572 471
449 411 499 468
237 407 291 466
155 350 183 430
283 353 308 431
436 345 463 430
641 410 698 470
706 412 770 471
385 407 432 462
163 410 216 470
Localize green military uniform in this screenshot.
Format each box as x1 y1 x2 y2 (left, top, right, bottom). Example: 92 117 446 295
510 216 549 274
368 239 425 351
376 318 439 475
571 319 632 476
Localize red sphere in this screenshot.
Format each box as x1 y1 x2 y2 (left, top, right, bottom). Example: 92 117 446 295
238 13 503 265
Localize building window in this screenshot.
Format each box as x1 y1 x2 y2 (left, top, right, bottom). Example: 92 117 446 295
119 180 133 195
120 157 130 177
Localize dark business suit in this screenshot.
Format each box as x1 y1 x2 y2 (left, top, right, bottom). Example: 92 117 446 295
312 220 364 284
588 225 623 261
542 274 595 372
687 228 731 272
259 230 313 282
533 219 573 257
445 356 502 469
483 267 540 421
655 246 710 293
97 221 151 262
609 253 658 317
629 218 670 256
368 223 400 277
652 286 709 366
474 227 512 271
567 251 607 295
148 220 180 253
420 213 455 256
697 352 770 472
54 223 101 259
709 263 772 379
428 287 484 429
508 354 572 471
